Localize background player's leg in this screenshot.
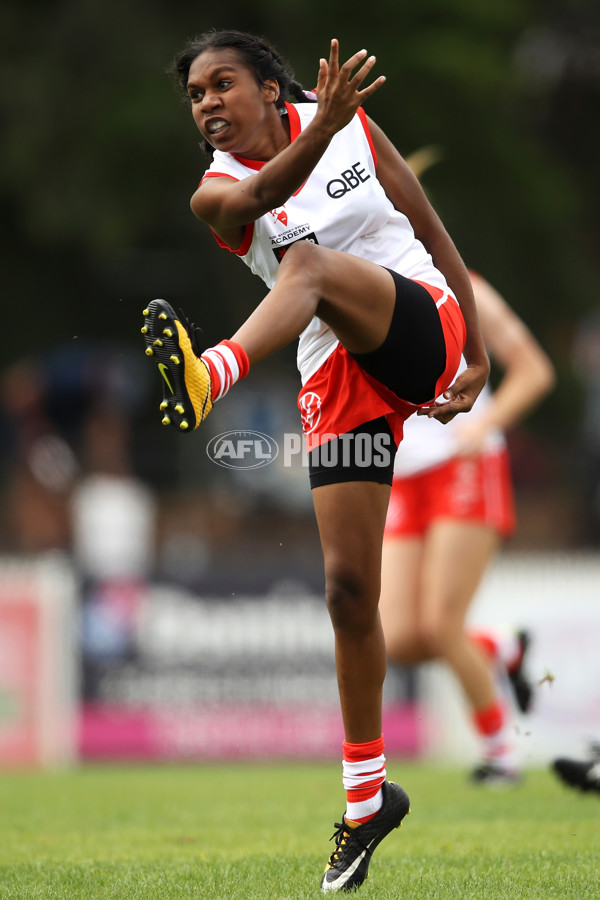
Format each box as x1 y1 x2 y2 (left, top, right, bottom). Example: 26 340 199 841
379 537 430 665
418 520 500 708
417 520 519 778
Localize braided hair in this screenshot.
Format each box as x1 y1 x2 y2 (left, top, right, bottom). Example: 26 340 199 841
171 29 316 156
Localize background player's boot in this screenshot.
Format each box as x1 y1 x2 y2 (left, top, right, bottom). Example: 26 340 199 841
507 630 534 714
553 752 600 794
320 781 410 893
141 299 212 432
469 762 521 788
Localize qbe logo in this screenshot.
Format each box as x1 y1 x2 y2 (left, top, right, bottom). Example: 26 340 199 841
206 430 279 469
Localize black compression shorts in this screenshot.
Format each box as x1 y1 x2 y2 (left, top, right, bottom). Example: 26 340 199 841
308 269 446 489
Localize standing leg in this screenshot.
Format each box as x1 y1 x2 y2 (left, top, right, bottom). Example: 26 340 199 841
312 479 410 892
312 480 391 742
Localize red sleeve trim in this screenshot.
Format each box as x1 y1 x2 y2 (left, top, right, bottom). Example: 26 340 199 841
285 103 308 196
286 102 301 141
199 172 239 186
198 172 253 255
210 222 254 255
357 108 377 170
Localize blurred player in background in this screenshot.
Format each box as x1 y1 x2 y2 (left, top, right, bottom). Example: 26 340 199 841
380 259 555 785
553 743 600 794
141 31 490 892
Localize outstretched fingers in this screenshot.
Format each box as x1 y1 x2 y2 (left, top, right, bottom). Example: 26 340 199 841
327 37 340 75
314 39 386 131
327 38 386 99
338 45 368 76
315 56 328 93
353 58 386 100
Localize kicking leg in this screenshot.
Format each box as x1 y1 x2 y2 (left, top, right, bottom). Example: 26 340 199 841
142 242 396 431
231 241 397 362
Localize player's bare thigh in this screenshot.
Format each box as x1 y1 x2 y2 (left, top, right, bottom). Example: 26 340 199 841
280 241 397 354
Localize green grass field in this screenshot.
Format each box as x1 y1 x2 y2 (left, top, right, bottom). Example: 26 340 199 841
0 761 598 899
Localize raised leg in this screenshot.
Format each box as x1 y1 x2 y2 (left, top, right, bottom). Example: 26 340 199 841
231 240 397 363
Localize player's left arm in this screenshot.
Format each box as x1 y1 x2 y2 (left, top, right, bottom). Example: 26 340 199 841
450 272 556 456
367 117 489 422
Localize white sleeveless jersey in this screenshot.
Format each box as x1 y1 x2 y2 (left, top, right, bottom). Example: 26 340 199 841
203 102 450 385
393 358 505 477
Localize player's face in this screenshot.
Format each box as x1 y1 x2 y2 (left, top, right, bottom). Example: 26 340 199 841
186 48 279 156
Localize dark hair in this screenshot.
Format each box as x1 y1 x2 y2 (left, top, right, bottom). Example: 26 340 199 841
171 29 316 156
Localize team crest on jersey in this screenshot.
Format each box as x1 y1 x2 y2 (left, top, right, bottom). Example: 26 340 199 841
299 391 322 435
269 206 288 226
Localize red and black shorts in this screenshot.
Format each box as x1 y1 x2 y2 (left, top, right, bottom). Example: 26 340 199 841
303 269 466 489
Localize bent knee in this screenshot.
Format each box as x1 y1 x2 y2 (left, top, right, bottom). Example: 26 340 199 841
279 237 323 273
386 630 432 665
417 620 454 660
282 238 317 261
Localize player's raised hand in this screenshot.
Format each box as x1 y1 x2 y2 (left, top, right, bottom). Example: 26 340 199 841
314 38 386 133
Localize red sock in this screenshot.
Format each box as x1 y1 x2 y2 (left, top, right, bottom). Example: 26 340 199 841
473 700 504 737
201 340 250 402
342 736 386 824
470 629 499 663
473 699 517 769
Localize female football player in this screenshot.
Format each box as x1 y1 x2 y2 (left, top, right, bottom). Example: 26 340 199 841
141 30 488 891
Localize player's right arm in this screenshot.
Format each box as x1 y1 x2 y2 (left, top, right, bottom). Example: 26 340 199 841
191 40 385 246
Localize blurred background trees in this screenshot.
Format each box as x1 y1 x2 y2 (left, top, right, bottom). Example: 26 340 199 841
1 0 599 561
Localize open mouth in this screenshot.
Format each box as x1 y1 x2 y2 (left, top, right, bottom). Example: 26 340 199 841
206 118 229 136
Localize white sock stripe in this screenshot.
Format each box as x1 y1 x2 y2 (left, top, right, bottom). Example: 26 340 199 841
217 345 240 384
343 766 386 780
342 754 386 777
202 346 241 401
345 789 383 821
342 771 386 791
213 348 235 396
202 349 228 400
215 353 232 398
342 757 386 791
